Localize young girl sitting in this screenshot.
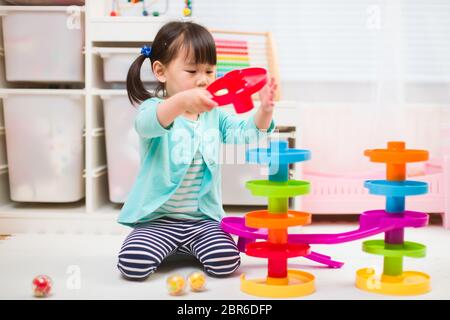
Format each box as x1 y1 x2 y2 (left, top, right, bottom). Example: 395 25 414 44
117 21 277 280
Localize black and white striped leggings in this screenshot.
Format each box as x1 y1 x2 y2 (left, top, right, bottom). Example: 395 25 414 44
117 217 241 280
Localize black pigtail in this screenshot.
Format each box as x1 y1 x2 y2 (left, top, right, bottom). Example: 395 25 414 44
126 54 153 106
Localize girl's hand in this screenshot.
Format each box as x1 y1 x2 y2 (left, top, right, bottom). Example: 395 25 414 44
258 76 277 113
179 88 218 114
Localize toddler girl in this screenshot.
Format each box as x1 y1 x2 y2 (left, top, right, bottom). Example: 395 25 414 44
117 21 277 280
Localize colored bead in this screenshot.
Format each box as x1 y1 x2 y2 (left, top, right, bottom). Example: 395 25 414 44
183 7 191 16
166 274 186 296
32 275 52 298
188 271 206 292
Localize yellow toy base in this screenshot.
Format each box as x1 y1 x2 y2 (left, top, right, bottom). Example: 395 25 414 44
240 270 315 298
356 267 431 296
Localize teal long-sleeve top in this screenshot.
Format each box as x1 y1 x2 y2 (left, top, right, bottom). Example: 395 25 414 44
117 97 276 227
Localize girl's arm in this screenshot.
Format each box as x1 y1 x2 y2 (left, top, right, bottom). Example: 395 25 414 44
218 77 277 144
135 98 177 139
135 89 216 139
253 108 274 131
155 88 218 128
218 109 276 144
254 76 277 130
155 94 185 129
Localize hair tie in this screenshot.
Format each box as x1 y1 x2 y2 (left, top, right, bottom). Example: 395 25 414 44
141 45 152 58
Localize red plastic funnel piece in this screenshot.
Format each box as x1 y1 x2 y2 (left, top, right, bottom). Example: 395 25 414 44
207 67 268 114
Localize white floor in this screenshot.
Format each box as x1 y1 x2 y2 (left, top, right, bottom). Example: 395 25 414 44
1 218 449 300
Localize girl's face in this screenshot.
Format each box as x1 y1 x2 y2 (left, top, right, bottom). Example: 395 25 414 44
153 48 216 97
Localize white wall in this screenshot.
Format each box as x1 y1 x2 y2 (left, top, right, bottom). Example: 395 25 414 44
191 0 450 103
189 0 450 174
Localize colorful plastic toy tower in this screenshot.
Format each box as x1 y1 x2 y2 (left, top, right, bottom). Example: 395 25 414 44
356 141 431 295
241 140 315 298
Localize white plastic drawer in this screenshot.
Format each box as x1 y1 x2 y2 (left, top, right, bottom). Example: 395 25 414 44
101 94 140 203
2 91 85 202
95 47 157 83
1 6 85 82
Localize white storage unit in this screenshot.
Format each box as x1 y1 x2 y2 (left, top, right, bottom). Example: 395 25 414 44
1 90 85 202
95 47 156 83
101 93 139 203
0 6 85 82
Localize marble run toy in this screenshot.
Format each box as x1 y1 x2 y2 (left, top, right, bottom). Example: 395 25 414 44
221 141 431 297
356 141 430 295
214 39 251 79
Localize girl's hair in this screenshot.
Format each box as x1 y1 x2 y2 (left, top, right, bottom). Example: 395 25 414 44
127 21 217 106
